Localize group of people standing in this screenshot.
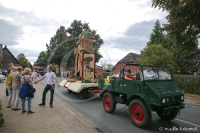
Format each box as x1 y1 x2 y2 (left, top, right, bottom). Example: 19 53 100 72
5 63 60 114
6 63 34 113
61 70 70 78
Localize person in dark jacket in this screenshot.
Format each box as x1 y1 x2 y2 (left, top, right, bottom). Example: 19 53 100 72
19 68 35 114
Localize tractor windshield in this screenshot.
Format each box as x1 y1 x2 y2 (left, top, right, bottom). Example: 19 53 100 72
141 66 172 80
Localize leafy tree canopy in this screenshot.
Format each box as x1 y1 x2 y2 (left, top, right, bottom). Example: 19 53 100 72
34 51 47 67
152 0 200 51
17 53 29 69
137 45 175 70
174 48 200 74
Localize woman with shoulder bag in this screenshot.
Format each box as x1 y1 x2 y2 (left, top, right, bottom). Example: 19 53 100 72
19 68 35 114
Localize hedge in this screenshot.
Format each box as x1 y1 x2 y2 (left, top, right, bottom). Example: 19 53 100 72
173 75 200 95
0 101 4 128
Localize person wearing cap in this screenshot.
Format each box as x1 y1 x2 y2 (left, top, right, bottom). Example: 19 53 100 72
6 67 14 108
124 69 135 80
34 65 60 107
143 64 156 80
11 66 23 111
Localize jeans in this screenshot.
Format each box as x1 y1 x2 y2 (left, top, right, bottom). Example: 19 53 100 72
42 85 55 105
6 86 12 106
11 89 20 109
6 88 9 96
21 97 32 111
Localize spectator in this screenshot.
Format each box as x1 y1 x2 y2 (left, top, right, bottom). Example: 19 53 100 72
19 68 35 114
35 65 60 107
31 70 38 83
6 67 14 108
6 63 14 96
11 66 23 111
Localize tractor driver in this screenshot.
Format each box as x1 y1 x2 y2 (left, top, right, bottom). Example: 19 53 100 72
142 64 156 80
124 69 135 80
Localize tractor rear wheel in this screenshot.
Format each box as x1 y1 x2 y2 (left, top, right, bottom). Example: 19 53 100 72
103 92 116 113
156 110 178 121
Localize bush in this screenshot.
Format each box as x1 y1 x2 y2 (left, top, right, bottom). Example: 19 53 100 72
173 75 200 95
0 101 4 128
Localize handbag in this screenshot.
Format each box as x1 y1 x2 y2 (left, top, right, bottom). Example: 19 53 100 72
23 76 36 93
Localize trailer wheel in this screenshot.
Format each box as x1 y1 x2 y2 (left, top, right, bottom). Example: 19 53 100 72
156 110 178 121
67 89 72 93
103 92 116 113
79 89 88 99
128 99 151 128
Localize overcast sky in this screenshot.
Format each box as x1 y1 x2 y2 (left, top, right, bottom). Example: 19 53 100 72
0 0 168 66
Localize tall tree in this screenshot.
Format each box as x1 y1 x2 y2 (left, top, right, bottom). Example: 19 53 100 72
174 48 200 74
152 0 199 51
34 51 48 68
147 20 173 50
17 53 29 68
147 20 165 46
46 26 68 66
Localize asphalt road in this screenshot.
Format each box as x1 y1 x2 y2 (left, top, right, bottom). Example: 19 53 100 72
41 78 200 133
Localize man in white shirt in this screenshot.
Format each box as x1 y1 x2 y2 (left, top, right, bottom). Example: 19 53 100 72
143 64 156 80
35 65 60 107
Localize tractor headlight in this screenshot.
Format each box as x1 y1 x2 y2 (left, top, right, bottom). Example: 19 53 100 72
181 95 184 100
162 98 166 103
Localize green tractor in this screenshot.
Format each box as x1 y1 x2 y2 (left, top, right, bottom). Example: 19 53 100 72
99 63 191 128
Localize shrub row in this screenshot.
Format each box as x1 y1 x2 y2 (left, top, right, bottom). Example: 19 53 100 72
173 75 200 95
0 101 4 128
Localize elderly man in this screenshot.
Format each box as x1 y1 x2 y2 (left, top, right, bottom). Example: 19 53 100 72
143 64 156 80
11 66 23 111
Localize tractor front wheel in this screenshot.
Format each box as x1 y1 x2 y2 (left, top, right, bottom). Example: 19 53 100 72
128 99 151 128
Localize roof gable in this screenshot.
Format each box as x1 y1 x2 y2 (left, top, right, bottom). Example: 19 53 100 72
2 45 20 64
118 52 141 63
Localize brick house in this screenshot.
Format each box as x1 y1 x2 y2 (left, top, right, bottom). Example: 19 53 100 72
0 45 20 70
112 52 141 74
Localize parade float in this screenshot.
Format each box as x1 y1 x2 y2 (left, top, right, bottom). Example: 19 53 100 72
60 29 102 99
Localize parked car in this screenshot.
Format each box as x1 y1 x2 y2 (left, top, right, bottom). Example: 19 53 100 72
0 69 7 76
0 74 6 82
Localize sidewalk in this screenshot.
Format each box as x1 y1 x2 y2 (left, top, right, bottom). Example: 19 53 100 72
184 94 200 107
0 81 104 133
